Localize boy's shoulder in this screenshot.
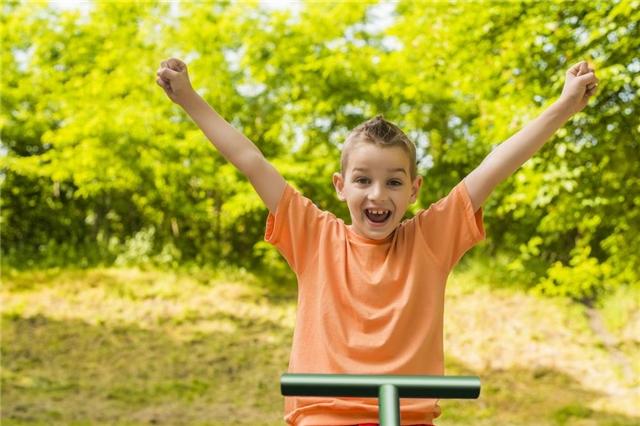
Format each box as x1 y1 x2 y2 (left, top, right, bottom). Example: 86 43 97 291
283 183 340 220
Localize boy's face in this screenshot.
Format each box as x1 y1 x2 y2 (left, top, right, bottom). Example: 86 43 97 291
332 141 422 241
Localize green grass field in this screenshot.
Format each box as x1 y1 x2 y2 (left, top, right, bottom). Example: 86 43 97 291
1 265 638 425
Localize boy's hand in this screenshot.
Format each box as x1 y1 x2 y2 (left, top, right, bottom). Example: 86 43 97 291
558 60 599 116
156 58 196 105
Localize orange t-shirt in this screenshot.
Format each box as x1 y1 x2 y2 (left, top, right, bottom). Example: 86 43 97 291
265 179 485 426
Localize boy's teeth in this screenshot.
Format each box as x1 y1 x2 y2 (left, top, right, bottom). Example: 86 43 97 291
365 208 391 223
366 209 391 217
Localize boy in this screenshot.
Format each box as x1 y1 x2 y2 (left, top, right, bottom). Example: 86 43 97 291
156 58 598 425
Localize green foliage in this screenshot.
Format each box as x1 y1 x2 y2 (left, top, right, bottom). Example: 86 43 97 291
1 0 638 302
392 0 640 302
533 245 613 302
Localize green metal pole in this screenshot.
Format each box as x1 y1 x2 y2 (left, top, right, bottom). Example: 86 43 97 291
378 384 400 426
281 373 480 426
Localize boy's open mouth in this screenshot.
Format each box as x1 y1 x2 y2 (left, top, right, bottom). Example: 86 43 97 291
364 208 392 224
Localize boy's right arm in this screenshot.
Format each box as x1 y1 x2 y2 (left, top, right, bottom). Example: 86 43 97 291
180 93 286 214
156 58 286 214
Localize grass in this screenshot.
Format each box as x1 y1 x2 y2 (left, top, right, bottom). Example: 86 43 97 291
1 263 638 425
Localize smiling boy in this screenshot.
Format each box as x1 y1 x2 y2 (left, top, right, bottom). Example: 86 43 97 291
157 58 599 425
332 118 423 241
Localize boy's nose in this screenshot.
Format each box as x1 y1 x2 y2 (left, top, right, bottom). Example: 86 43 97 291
368 183 387 200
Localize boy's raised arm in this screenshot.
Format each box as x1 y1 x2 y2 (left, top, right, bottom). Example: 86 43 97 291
156 58 286 214
463 61 600 213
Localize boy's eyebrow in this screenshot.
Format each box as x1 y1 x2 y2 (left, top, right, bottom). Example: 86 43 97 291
353 167 407 176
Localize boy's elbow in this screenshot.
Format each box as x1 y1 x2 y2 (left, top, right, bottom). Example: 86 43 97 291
236 150 264 176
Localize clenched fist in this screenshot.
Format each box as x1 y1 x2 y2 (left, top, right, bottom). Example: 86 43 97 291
558 60 600 116
156 58 195 105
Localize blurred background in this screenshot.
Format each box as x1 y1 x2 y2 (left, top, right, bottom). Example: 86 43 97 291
1 0 638 425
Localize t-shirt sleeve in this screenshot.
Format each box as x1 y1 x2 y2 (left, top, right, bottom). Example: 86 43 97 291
264 182 332 277
416 179 486 272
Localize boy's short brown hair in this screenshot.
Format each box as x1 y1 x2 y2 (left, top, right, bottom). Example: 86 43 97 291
341 115 417 180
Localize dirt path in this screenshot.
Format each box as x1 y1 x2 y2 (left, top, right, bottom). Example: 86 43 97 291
584 305 635 384
444 275 640 417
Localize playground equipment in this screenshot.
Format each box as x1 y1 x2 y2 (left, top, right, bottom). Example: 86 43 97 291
281 373 481 426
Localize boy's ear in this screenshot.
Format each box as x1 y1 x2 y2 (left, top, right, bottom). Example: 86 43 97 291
332 172 345 201
409 175 423 203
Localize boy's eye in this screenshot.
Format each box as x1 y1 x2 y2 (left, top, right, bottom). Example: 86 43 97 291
354 177 402 186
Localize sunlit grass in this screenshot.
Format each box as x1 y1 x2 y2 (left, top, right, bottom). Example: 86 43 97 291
2 264 638 425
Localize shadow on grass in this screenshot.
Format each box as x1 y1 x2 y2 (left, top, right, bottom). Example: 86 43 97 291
3 313 638 426
2 263 638 426
2 313 290 425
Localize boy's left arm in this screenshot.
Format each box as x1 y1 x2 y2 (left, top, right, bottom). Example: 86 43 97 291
463 61 600 213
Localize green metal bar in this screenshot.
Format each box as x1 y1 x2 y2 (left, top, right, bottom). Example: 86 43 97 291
281 373 480 398
378 384 400 426
281 373 480 426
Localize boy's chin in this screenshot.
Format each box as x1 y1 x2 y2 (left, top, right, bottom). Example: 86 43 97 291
357 222 396 240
